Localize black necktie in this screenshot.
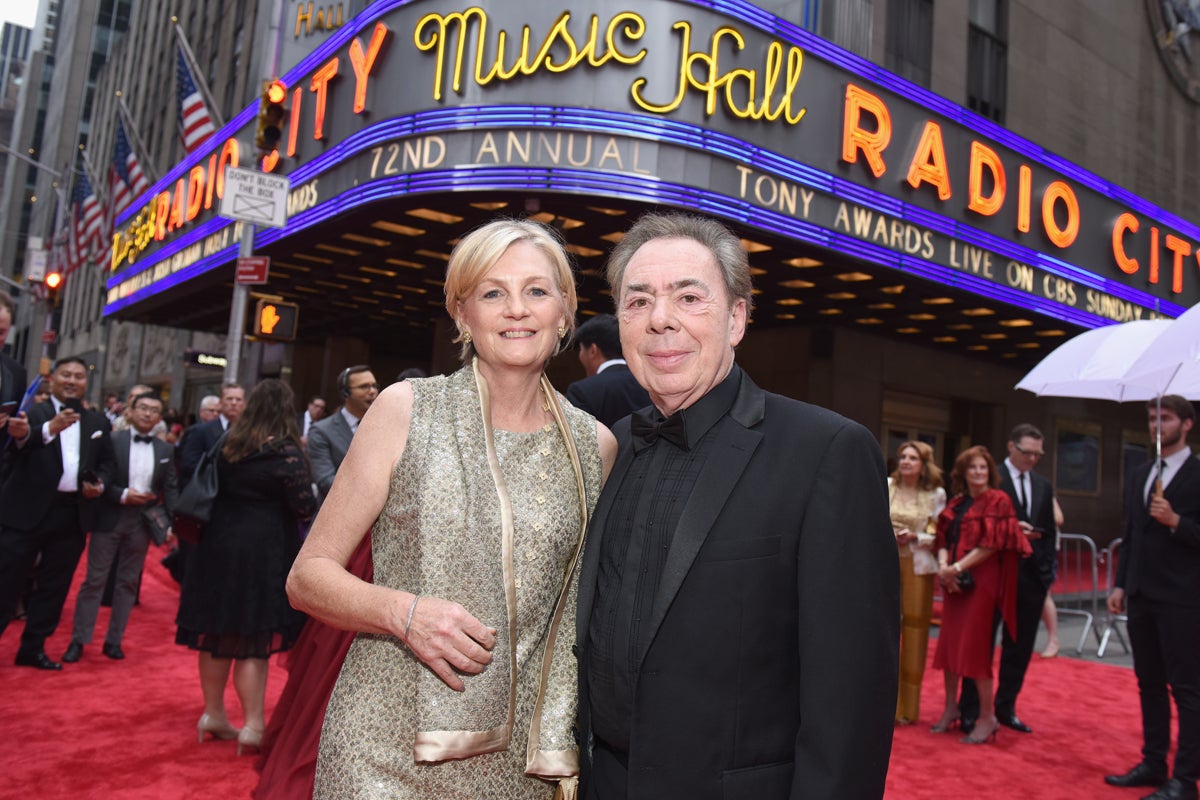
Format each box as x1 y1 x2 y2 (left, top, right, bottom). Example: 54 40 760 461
134 434 154 444
630 409 688 452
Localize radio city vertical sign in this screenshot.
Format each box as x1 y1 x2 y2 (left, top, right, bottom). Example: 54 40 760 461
107 0 1200 313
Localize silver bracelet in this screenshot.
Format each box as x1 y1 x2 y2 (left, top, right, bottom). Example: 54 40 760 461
403 595 421 644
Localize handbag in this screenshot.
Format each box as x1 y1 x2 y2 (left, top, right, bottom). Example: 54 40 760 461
141 504 172 546
172 434 225 543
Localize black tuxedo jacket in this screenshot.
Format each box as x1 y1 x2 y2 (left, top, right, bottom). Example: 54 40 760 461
0 400 115 531
97 429 180 531
178 418 225 482
565 364 651 428
0 352 26 407
1000 467 1057 588
577 369 899 799
1117 454 1200 607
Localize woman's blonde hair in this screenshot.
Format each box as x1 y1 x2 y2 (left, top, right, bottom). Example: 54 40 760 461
442 218 577 362
890 440 944 492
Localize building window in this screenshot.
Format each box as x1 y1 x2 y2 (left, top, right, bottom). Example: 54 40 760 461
885 0 934 87
967 0 1007 122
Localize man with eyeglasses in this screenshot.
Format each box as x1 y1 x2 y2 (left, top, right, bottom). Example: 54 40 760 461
308 365 378 504
960 422 1057 736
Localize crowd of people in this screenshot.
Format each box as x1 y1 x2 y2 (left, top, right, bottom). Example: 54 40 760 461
0 210 1197 800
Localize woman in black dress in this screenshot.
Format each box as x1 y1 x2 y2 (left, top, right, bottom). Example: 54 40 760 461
176 379 316 755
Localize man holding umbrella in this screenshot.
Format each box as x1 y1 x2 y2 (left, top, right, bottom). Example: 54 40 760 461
1106 395 1200 800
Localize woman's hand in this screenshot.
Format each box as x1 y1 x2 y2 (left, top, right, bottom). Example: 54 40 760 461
937 564 959 592
894 527 916 545
402 595 497 692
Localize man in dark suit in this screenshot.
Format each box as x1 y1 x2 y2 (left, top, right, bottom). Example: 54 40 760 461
0 356 116 670
960 423 1056 734
1 292 28 486
63 392 179 663
297 394 326 445
577 213 898 799
309 365 376 503
1106 396 1200 800
566 314 650 427
178 382 244 481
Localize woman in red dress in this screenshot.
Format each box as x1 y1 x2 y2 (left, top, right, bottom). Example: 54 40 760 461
930 445 1031 744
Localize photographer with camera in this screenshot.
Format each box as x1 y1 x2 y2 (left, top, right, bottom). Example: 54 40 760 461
0 356 115 670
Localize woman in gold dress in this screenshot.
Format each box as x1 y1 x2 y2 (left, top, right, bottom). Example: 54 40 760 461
889 440 946 725
288 219 617 799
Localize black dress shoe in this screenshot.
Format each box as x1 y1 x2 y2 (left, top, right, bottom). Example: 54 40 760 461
1106 762 1168 788
14 651 63 670
959 716 976 735
101 643 125 660
997 713 1033 733
1141 778 1199 800
62 641 83 663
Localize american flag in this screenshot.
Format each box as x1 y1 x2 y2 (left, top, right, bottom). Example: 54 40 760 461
72 171 103 267
176 47 215 152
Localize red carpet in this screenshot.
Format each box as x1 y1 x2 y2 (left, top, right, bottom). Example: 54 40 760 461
0 550 1168 799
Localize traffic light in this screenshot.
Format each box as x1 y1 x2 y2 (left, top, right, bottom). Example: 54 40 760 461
44 270 63 306
252 298 298 340
256 79 287 171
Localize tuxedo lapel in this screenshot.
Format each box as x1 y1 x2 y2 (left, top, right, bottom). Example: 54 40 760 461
112 429 131 483
999 470 1029 523
576 434 637 645
639 372 765 668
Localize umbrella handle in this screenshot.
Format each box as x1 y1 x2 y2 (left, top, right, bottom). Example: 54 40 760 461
1154 477 1164 499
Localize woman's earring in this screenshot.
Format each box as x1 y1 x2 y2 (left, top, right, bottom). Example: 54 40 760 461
557 326 566 339
462 331 472 344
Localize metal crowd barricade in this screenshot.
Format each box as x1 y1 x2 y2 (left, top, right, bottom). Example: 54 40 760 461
1097 537 1130 658
1053 533 1103 654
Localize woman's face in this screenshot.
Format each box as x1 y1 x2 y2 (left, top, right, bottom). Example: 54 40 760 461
966 456 991 493
457 241 567 372
897 446 922 480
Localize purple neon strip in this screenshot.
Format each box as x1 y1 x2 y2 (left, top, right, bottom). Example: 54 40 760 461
106 163 1149 327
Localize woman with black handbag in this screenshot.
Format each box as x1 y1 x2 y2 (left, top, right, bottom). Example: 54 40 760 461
175 379 316 755
929 445 1030 744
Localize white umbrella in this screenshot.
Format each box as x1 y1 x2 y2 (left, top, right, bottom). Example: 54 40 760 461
1119 302 1200 400
1014 319 1173 400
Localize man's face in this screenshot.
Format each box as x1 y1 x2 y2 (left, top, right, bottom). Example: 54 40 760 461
51 361 88 402
1149 407 1193 451
308 398 326 420
198 403 219 422
577 343 603 377
617 237 746 415
0 307 11 348
344 371 378 417
220 387 246 422
130 398 164 434
1007 436 1044 473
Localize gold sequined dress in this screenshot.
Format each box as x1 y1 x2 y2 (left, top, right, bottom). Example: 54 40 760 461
315 363 601 799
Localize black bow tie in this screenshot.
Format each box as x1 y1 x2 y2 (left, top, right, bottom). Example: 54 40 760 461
630 409 688 452
134 434 155 444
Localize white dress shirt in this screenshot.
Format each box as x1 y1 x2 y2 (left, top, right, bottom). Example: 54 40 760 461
126 433 156 495
1004 458 1030 517
44 397 82 493
1143 446 1192 503
340 405 361 433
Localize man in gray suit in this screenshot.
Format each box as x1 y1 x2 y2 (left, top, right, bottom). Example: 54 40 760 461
63 392 179 662
308 365 377 502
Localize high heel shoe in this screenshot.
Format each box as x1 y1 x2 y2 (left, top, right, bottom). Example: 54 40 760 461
197 713 240 742
930 715 960 733
237 726 264 756
960 719 999 744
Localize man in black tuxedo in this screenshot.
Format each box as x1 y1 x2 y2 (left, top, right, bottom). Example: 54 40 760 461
1 292 28 486
178 382 244 481
63 392 179 662
577 213 898 799
566 314 650 427
0 356 115 670
960 423 1056 734
1106 396 1200 800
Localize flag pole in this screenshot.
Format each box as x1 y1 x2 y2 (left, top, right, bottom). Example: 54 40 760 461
116 95 161 183
171 17 226 128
